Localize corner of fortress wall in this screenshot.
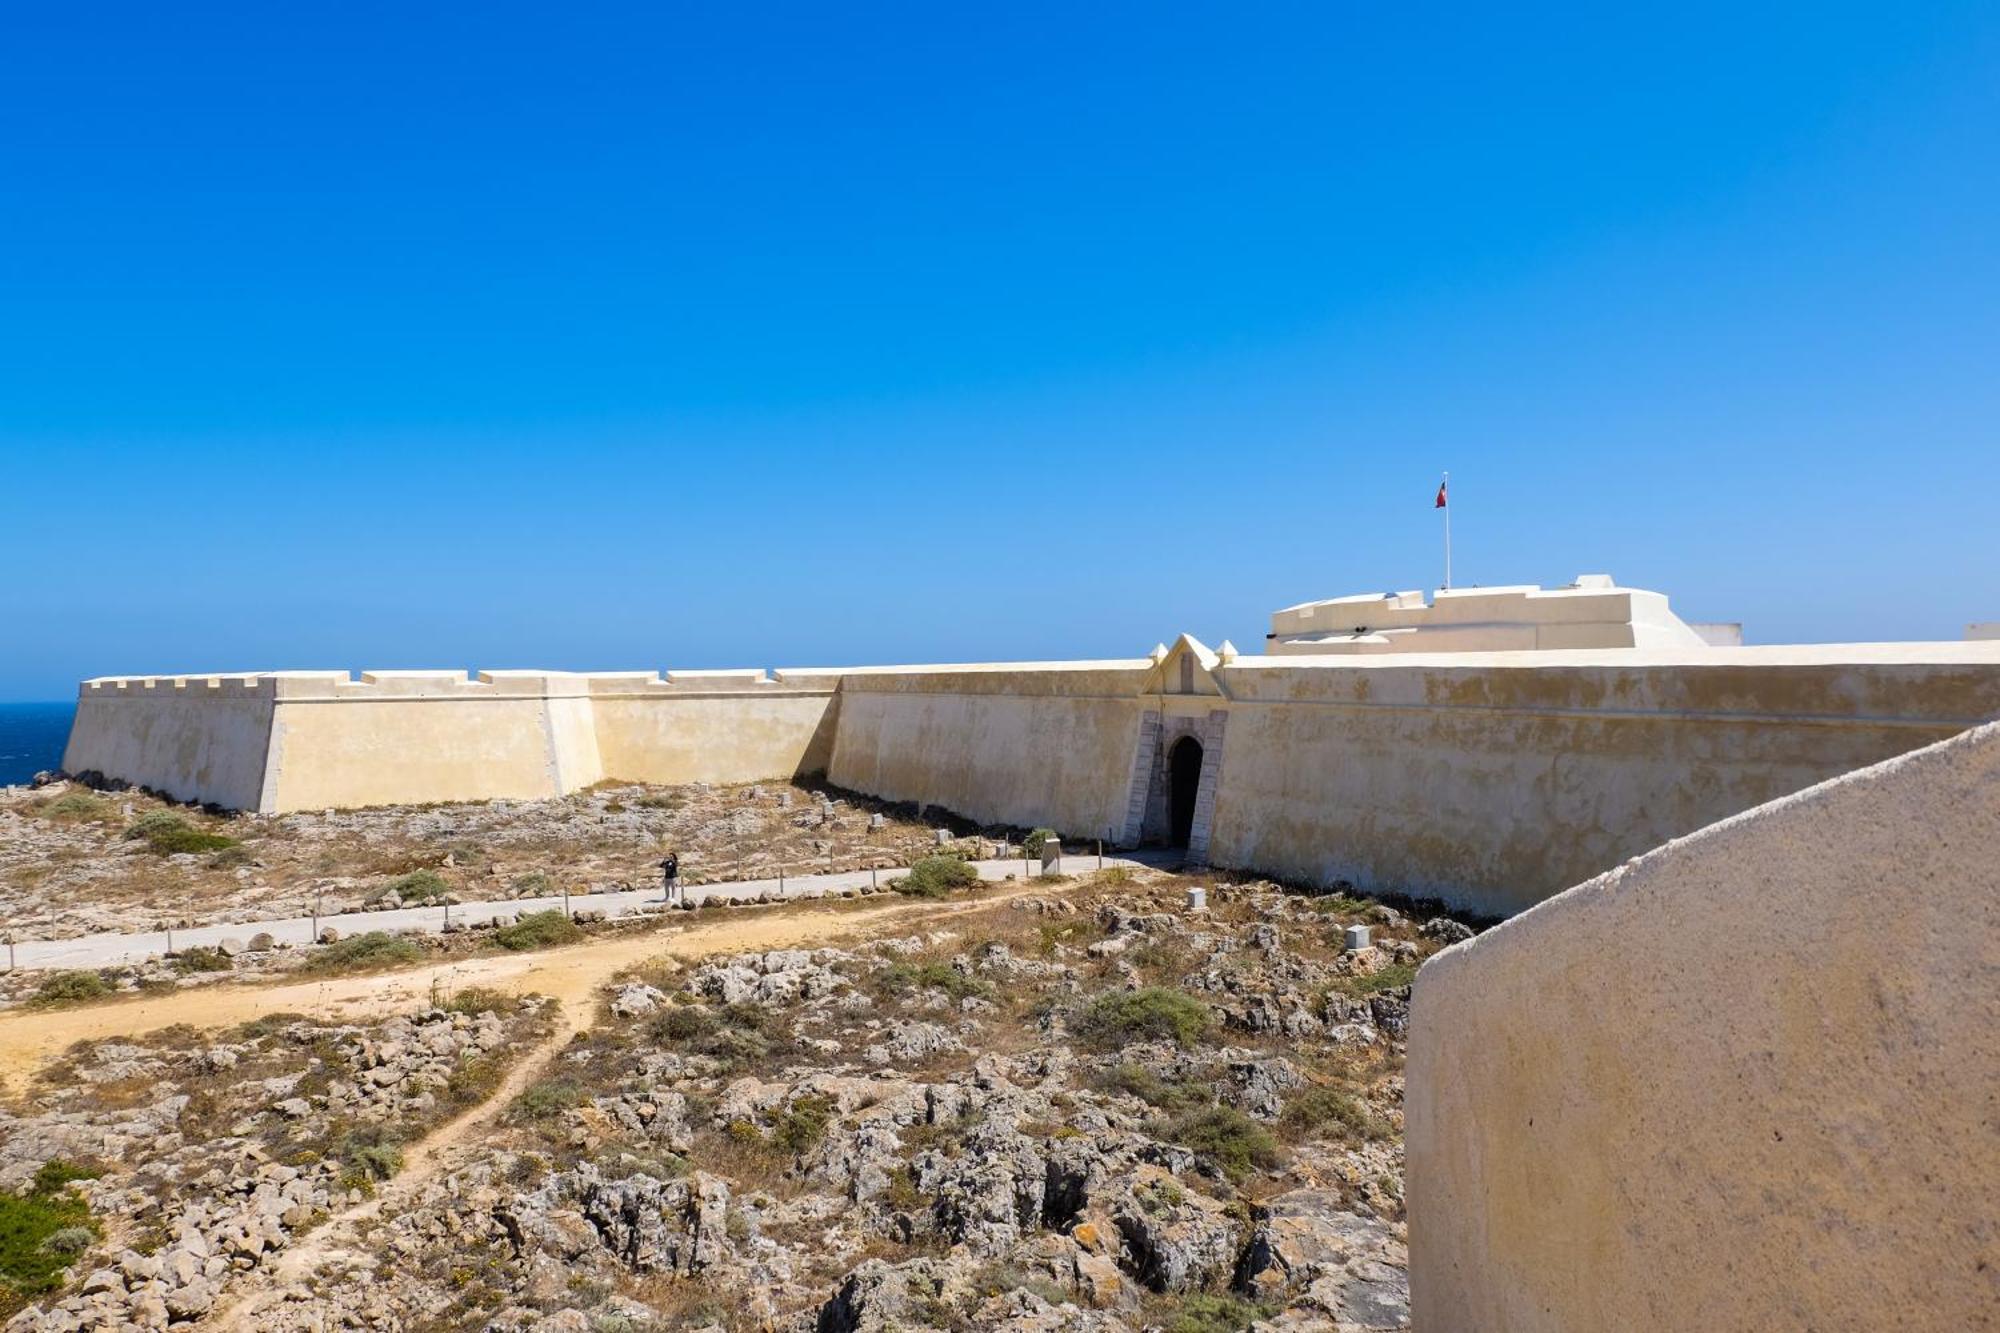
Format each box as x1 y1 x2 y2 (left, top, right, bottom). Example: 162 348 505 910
64 669 847 815
1405 719 2000 1330
61 643 2000 916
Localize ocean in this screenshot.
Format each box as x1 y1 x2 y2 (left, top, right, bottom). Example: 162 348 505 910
0 702 75 786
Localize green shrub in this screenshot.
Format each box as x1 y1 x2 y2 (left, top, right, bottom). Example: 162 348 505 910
1328 961 1420 996
649 1005 718 1044
892 855 980 900
169 946 233 975
492 910 582 952
332 1126 405 1186
510 1079 586 1122
1304 894 1372 916
303 932 423 975
1158 1293 1280 1333
870 960 994 1002
1280 1086 1388 1142
367 870 449 906
30 1162 101 1196
1161 1105 1279 1181
0 1179 96 1304
37 791 115 823
124 812 238 855
30 971 113 1007
1096 1063 1212 1112
1075 987 1212 1049
444 1055 505 1110
151 825 238 854
1022 828 1056 857
771 1094 835 1156
509 871 553 897
36 1225 93 1259
123 810 184 840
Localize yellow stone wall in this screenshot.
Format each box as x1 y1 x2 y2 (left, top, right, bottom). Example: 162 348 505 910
62 642 2000 915
1405 719 2000 1328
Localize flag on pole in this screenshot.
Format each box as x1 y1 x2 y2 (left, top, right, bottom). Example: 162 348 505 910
1434 476 1448 508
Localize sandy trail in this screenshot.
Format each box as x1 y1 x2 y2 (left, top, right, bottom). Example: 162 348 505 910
0 887 1045 1328
0 891 1013 1094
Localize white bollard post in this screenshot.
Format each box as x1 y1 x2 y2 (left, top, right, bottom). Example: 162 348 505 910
1344 924 1371 953
1187 886 1207 912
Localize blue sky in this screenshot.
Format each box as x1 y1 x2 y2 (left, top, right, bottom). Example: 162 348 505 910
4 3 1997 698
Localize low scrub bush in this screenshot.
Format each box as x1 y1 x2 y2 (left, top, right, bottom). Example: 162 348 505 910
30 971 113 1007
1022 828 1057 857
0 1163 99 1307
124 811 237 855
367 869 449 906
1327 961 1420 997
332 1125 405 1189
892 855 980 900
30 1162 101 1195
510 1078 586 1123
443 1055 505 1111
169 946 233 975
303 932 424 975
870 960 994 1002
1160 1105 1279 1182
1155 1293 1281 1333
1280 1086 1388 1142
770 1094 835 1156
1074 987 1212 1049
1096 1063 1213 1112
492 910 582 952
1304 894 1372 916
36 791 115 824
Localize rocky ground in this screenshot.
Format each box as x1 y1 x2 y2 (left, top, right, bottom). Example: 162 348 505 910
229 872 1469 1332
0 779 952 942
0 781 1484 1331
0 996 552 1328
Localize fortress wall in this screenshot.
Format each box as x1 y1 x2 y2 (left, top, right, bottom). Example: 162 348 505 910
63 647 2000 916
825 662 1151 837
584 671 840 786
261 672 579 812
1404 719 2000 1330
62 676 277 810
1205 650 2000 916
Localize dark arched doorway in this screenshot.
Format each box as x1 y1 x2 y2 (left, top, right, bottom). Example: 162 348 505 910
1167 735 1204 849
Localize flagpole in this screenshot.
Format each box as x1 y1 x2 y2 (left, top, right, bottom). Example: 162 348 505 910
1442 471 1451 591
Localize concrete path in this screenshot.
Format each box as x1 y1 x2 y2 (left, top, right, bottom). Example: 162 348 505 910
3 850 1167 972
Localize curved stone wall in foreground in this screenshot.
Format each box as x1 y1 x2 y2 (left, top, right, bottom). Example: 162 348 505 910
1406 719 2000 1329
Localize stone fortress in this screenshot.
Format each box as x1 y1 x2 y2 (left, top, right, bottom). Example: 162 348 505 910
53 572 2000 1328
62 574 2000 918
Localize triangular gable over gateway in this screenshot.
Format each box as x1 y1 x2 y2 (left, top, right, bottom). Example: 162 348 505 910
1139 633 1237 697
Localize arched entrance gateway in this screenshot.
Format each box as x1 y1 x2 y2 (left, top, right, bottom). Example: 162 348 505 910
1167 735 1203 849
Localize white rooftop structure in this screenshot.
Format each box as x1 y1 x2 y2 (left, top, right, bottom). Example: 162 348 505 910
1268 573 1712 656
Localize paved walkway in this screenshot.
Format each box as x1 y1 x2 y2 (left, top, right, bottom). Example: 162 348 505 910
3 850 1168 972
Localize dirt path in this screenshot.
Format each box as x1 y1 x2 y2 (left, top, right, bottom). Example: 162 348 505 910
0 886 1047 1328
0 889 1030 1095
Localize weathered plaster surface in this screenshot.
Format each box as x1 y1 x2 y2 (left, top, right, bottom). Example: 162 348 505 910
825 662 1147 839
1405 719 2000 1330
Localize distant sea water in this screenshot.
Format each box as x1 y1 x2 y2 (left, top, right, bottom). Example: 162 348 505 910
0 702 75 786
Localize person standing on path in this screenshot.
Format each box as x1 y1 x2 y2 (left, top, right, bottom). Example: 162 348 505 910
659 851 682 906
